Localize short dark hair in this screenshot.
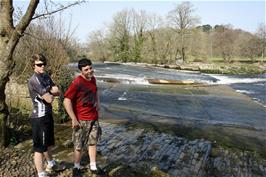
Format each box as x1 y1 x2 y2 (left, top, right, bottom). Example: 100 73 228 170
31 53 47 67
78 58 92 70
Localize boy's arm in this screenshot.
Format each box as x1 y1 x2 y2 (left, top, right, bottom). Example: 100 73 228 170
96 92 100 111
63 98 80 128
41 93 54 103
30 78 54 103
49 85 60 96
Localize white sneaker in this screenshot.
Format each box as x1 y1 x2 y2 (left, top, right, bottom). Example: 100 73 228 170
45 161 66 173
38 171 48 177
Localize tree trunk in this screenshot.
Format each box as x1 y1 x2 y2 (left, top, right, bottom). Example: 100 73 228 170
0 35 18 146
180 31 186 62
0 83 9 146
0 48 14 146
0 0 40 146
181 47 185 62
0 26 24 146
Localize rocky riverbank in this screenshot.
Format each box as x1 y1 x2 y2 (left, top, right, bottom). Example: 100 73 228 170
1 122 266 177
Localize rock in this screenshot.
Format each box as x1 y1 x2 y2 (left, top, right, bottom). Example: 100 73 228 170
63 139 73 148
151 166 172 177
2 122 266 177
14 139 32 150
108 165 124 176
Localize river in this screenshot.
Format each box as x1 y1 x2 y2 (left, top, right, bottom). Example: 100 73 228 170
93 63 266 106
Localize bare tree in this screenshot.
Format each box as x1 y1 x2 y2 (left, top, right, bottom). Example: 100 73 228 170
256 23 266 59
155 28 176 64
240 36 261 61
189 28 209 61
0 0 84 146
13 15 78 80
167 1 200 62
143 13 163 64
212 25 236 62
87 29 108 62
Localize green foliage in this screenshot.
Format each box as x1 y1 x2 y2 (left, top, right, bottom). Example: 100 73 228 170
10 136 17 146
57 66 76 122
202 24 212 32
131 40 143 63
131 31 145 63
109 32 131 62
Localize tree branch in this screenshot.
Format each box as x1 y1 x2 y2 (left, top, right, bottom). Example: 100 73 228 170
32 1 85 20
4 0 39 60
0 0 15 34
15 0 39 35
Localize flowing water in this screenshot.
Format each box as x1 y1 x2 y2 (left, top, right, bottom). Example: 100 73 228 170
93 63 266 104
209 74 266 106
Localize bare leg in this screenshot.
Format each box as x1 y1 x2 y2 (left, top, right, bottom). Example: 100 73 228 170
43 146 53 161
74 148 82 164
34 152 44 173
88 145 96 163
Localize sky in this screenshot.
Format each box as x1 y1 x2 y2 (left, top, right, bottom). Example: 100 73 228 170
14 1 265 44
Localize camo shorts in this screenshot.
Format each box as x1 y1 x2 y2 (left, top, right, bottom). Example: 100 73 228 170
72 120 101 150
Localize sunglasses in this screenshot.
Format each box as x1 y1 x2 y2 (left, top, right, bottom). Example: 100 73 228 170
35 63 46 67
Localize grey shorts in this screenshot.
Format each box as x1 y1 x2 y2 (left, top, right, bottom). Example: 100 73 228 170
72 120 101 150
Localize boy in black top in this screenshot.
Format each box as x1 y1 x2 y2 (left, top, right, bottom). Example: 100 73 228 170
28 54 64 177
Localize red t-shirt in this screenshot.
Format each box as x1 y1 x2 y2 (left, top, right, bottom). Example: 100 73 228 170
64 75 98 121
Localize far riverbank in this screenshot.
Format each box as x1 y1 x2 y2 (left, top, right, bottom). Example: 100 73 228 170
115 60 266 75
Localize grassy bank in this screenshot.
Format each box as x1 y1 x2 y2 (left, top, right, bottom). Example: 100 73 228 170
198 62 266 75
147 57 266 75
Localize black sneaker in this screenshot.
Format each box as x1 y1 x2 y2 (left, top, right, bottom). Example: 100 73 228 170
73 167 82 177
90 167 105 175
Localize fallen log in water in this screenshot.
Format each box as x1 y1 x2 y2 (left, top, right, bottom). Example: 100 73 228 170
147 79 198 85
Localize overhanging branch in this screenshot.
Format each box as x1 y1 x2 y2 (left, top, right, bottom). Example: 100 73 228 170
32 0 86 20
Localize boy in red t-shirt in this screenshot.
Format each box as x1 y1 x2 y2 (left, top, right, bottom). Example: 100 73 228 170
64 58 102 176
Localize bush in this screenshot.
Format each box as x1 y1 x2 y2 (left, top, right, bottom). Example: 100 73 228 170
57 66 76 123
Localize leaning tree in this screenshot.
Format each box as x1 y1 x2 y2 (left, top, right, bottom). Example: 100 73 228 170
0 0 83 146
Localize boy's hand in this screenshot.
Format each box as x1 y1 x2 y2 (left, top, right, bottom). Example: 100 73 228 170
72 119 81 130
50 86 59 94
